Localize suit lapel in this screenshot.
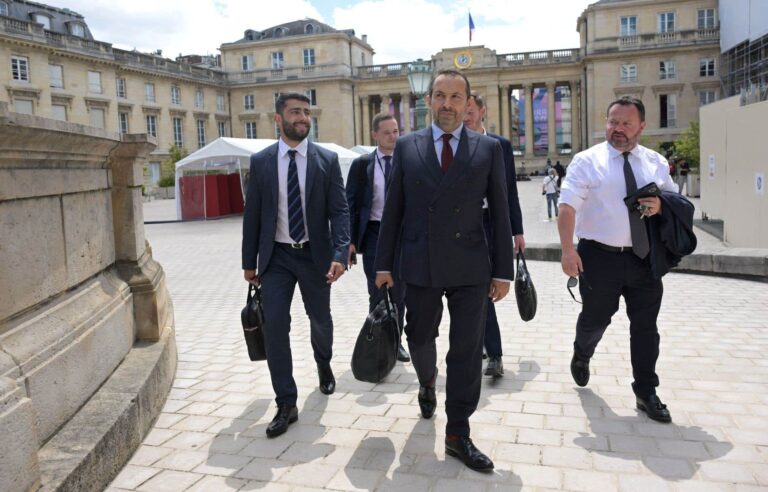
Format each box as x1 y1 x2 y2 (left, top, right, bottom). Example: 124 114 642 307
414 128 443 186
366 151 375 207
305 142 318 204
266 144 279 214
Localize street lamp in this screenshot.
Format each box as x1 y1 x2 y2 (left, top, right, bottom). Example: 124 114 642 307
407 58 432 130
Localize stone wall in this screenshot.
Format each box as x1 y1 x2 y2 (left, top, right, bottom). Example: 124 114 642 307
0 102 176 491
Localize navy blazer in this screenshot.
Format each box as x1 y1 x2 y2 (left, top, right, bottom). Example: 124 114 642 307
375 127 515 287
647 190 697 279
242 141 350 276
487 132 524 235
345 151 377 252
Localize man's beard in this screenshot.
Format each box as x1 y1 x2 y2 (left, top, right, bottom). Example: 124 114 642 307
283 121 310 141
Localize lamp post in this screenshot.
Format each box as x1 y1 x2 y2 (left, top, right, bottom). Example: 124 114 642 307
407 58 432 131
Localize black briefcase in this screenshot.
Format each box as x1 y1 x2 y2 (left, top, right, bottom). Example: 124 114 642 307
240 283 267 361
514 251 537 322
351 286 400 383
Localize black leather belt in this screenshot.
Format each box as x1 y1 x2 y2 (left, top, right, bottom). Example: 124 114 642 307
277 241 309 249
581 239 631 253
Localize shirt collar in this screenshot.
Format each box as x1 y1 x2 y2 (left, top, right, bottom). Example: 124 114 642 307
431 123 463 142
376 148 392 160
278 137 308 158
607 141 639 160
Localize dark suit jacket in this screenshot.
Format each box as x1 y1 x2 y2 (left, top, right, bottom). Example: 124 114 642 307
486 132 524 235
648 190 697 279
242 141 350 276
345 151 377 253
375 127 514 287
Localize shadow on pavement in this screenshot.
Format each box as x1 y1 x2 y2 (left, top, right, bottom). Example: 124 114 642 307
574 388 733 480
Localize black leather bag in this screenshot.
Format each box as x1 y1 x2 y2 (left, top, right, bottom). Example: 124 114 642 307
240 283 267 361
351 286 400 383
514 252 537 322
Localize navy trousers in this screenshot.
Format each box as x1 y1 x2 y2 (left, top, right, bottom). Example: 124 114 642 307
405 282 488 437
361 221 406 331
260 242 333 406
574 240 664 398
482 209 503 357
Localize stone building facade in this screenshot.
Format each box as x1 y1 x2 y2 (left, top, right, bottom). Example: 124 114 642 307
1 0 722 181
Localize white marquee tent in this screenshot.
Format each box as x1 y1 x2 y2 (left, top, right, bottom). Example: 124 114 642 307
173 137 360 220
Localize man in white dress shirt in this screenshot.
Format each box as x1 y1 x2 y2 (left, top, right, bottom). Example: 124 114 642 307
557 96 678 423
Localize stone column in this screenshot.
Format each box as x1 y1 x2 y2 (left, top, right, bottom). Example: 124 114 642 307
500 85 511 138
547 81 557 157
402 94 412 134
381 94 391 114
485 86 501 135
360 96 370 145
570 79 581 153
523 84 534 159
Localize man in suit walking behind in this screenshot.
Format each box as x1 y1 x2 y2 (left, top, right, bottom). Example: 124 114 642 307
346 112 409 362
375 70 515 471
463 92 525 378
242 93 350 438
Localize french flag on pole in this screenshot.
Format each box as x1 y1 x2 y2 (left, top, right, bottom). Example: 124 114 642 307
469 12 475 44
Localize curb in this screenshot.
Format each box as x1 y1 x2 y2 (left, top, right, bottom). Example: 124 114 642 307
524 243 768 282
37 327 177 492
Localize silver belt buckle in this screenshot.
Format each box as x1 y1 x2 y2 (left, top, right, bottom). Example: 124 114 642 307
291 243 304 249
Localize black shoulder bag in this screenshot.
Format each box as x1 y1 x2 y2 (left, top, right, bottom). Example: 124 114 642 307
514 251 538 322
240 283 267 361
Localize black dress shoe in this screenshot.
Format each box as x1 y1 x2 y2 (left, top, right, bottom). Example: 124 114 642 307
266 405 298 438
484 356 504 378
570 352 590 387
397 344 411 362
445 435 494 471
636 394 672 423
317 362 335 395
418 368 437 419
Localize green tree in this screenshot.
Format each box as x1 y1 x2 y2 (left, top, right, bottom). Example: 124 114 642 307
159 144 188 186
673 121 700 169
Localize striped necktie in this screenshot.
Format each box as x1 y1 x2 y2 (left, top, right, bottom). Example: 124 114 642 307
287 149 305 243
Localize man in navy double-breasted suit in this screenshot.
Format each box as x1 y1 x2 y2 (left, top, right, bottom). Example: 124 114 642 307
375 70 514 471
242 93 349 438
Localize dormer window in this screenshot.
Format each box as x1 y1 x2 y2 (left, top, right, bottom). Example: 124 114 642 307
274 27 288 37
69 22 85 37
0 2 9 16
31 13 51 30
305 24 314 34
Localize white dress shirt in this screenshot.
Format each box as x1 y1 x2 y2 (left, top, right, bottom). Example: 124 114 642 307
369 149 391 221
431 122 462 166
559 141 677 248
275 138 309 244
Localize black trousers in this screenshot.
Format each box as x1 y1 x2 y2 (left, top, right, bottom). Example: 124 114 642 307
482 209 503 357
405 282 488 437
574 240 663 398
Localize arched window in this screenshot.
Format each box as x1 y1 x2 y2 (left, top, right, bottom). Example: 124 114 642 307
0 2 9 16
274 27 288 37
305 24 314 34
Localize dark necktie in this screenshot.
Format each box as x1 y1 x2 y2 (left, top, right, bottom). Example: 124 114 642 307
441 133 453 173
287 149 305 243
623 151 649 258
383 155 392 183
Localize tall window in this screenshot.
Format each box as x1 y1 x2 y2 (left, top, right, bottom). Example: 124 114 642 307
698 9 715 29
245 121 257 139
309 117 318 142
305 88 317 106
620 16 637 37
69 23 85 37
196 119 206 148
14 99 33 115
303 48 315 66
12 56 30 82
33 14 51 30
172 117 183 147
244 94 255 110
241 54 253 71
0 2 8 16
195 89 204 108
620 64 637 83
699 90 716 106
87 71 102 93
216 94 225 112
659 60 676 80
146 114 157 137
700 58 716 77
89 108 105 129
271 51 284 70
51 104 67 121
48 64 64 88
145 82 155 102
217 121 226 137
118 112 129 135
116 78 126 98
171 85 181 105
659 94 676 128
658 12 675 33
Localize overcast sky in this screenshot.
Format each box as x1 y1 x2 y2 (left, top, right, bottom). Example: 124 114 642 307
58 0 596 64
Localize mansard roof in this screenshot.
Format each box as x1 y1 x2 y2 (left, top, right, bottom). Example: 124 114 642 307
2 0 93 39
232 18 355 44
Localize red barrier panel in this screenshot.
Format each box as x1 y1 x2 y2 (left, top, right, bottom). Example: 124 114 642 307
217 174 231 216
179 175 204 220
228 173 244 214
204 175 221 217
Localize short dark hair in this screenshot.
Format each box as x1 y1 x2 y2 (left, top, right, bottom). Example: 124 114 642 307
607 96 645 122
428 69 471 98
275 92 311 114
469 91 485 109
371 112 396 132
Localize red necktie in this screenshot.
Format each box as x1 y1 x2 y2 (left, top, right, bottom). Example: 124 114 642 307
441 133 453 173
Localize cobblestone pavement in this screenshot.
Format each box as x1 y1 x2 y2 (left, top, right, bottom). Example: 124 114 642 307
109 183 767 491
